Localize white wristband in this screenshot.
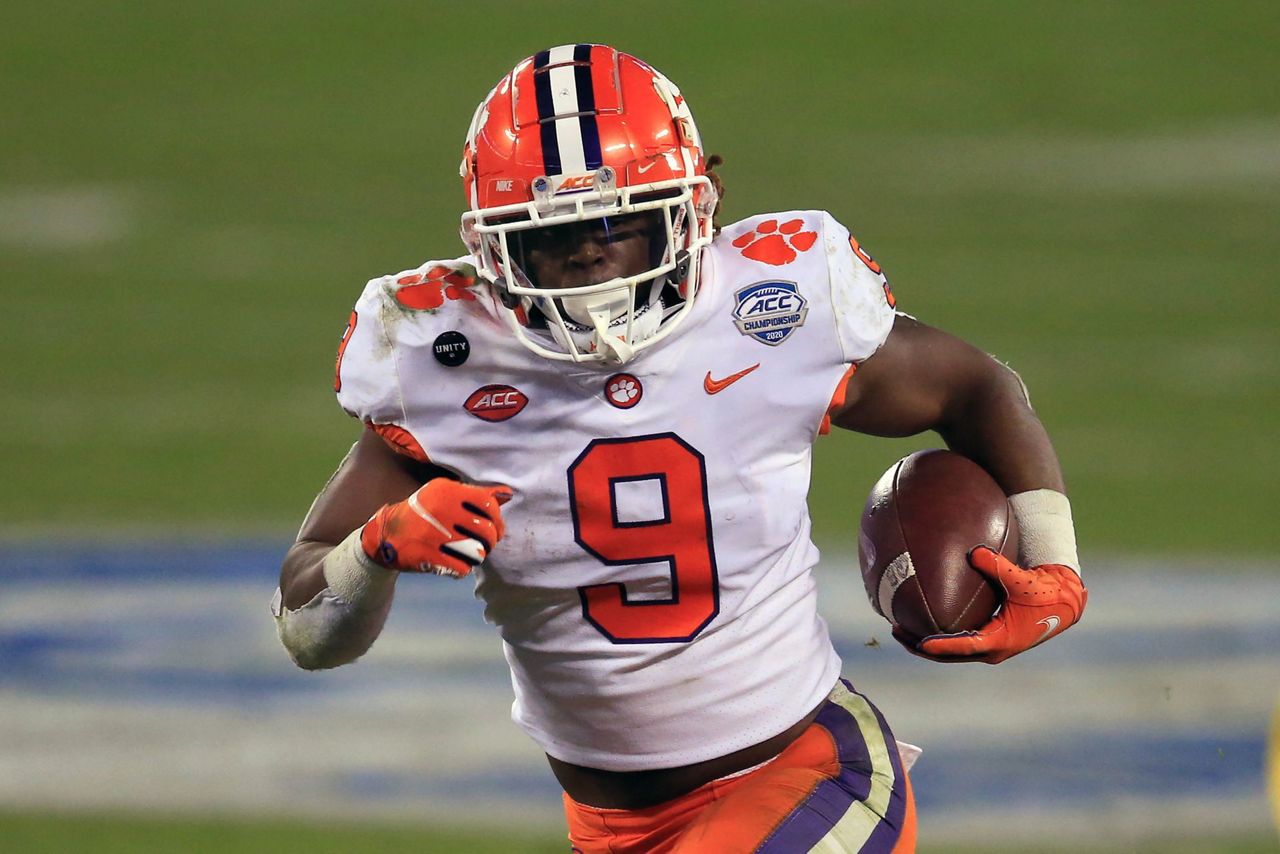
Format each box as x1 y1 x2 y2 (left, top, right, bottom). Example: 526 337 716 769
1008 489 1081 576
322 527 397 604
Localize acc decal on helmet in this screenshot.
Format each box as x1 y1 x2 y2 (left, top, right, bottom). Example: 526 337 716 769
459 44 717 364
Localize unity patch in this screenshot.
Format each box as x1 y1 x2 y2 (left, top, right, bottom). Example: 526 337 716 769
433 331 470 367
733 281 808 346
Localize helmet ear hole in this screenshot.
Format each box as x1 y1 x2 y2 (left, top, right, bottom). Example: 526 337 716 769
675 118 696 147
674 250 691 281
494 279 521 309
674 250 692 299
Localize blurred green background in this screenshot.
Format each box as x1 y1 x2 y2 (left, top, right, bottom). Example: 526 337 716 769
3 0 1277 554
2 1 1278 849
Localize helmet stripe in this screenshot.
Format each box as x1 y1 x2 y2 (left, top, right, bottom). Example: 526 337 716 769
530 44 604 176
533 49 562 174
547 52 583 173
573 44 602 170
552 116 586 174
539 115 563 175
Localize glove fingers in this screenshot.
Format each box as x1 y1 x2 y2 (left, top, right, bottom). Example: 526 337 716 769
460 503 504 543
488 485 512 538
894 625 990 663
890 626 938 661
364 480 513 574
917 632 988 659
453 519 499 553
461 500 495 520
967 545 1014 582
440 537 488 569
918 610 1010 659
459 483 513 540
419 554 474 578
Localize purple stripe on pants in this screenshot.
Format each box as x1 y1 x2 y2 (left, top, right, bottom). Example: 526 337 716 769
755 682 909 853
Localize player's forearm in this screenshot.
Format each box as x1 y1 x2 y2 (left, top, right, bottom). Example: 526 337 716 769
272 530 399 670
936 362 1067 496
938 364 1082 575
280 539 341 609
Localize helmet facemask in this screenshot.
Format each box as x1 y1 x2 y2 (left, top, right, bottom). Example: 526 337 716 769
462 171 714 364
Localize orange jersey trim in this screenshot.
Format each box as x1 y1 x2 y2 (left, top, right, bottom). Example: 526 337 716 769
367 422 429 463
819 364 857 436
334 311 358 393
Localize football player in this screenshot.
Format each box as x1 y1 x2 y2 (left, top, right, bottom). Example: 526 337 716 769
272 44 1087 853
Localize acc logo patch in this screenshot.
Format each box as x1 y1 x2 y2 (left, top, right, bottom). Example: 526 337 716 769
464 384 528 422
732 281 808 346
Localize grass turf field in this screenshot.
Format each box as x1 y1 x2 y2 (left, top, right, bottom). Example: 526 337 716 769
2 1 1278 850
2 0 1277 555
2 811 1276 854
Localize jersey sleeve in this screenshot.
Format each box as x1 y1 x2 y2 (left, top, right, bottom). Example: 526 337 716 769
820 211 897 364
334 275 406 426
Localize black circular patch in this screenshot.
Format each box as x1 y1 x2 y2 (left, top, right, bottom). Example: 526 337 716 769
433 331 470 367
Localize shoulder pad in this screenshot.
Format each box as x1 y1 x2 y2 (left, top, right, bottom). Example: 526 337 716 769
817 212 897 364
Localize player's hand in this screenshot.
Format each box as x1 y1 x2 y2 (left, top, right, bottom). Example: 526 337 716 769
360 479 513 577
895 546 1087 664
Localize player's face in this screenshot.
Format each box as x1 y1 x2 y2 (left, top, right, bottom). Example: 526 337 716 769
515 211 659 289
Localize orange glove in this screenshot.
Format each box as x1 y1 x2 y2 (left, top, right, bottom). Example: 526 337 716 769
360 479 512 577
896 546 1088 664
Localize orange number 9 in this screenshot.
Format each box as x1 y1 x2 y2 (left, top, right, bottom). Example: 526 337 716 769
567 433 719 643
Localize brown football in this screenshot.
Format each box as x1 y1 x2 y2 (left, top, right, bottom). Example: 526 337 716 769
858 449 1018 642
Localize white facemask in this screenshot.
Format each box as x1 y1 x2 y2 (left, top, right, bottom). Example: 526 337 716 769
548 291 665 364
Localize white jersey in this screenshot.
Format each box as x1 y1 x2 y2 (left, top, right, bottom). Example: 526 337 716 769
336 210 897 771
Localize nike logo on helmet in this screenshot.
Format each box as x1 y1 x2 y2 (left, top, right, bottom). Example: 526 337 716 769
704 363 760 394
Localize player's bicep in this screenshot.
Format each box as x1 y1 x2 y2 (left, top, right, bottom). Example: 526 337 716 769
279 427 449 608
295 426 444 547
831 315 995 437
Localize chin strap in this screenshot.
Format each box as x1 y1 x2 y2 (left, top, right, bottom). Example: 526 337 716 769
587 308 635 364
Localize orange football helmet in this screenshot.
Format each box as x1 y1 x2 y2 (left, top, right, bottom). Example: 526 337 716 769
460 44 717 364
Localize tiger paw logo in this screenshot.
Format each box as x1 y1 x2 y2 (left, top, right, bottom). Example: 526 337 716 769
394 265 478 310
732 218 818 266
604 373 642 409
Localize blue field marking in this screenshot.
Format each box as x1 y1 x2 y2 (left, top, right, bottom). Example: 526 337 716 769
0 541 291 582
911 730 1266 811
0 543 1276 841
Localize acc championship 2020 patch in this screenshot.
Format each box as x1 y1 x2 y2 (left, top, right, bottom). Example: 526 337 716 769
733 281 808 346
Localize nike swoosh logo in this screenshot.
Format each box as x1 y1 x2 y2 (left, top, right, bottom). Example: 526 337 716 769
636 160 658 174
1034 615 1061 645
704 363 760 394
